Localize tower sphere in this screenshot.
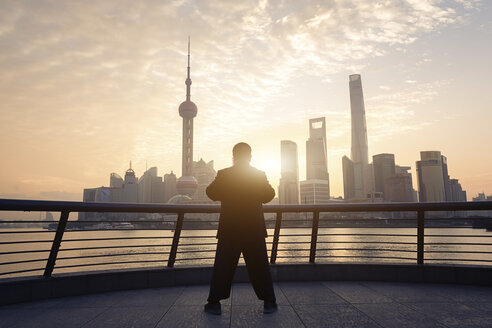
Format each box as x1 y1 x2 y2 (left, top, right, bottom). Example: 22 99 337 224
179 100 197 118
176 175 198 197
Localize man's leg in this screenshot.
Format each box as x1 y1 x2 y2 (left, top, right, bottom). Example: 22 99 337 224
242 237 276 302
207 237 241 302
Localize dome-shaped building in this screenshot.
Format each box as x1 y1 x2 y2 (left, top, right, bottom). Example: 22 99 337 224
167 194 193 205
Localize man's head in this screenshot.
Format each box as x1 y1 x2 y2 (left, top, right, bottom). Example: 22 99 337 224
232 142 252 165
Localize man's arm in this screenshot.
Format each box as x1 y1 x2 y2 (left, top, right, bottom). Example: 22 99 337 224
206 170 224 201
259 172 275 204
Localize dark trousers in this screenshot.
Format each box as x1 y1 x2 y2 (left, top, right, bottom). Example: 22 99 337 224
207 236 276 302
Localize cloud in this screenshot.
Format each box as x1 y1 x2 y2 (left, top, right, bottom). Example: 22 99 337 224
366 80 451 140
0 0 481 195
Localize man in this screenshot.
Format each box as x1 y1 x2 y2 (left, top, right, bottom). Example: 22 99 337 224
204 142 277 315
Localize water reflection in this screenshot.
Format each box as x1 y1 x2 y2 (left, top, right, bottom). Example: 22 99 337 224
1 227 492 278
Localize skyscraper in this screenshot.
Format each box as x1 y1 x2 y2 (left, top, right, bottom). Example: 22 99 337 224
306 118 329 181
349 74 369 166
301 118 330 203
163 171 178 203
416 151 446 202
384 166 415 203
373 153 396 200
138 167 165 204
122 163 138 203
191 159 216 203
279 140 299 204
176 38 198 197
342 155 355 200
110 173 124 188
343 74 372 200
449 179 466 202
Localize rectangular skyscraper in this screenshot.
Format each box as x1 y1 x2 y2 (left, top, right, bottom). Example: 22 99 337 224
302 118 330 203
384 166 415 202
416 151 446 202
306 117 329 181
342 155 355 200
279 140 299 204
373 153 396 200
191 159 217 203
138 167 165 203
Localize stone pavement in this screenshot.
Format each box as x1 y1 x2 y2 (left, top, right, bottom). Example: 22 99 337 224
1 281 492 327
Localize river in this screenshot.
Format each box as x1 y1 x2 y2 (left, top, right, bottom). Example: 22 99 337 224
1 227 492 278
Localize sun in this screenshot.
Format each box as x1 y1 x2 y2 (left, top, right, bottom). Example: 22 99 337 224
252 158 280 176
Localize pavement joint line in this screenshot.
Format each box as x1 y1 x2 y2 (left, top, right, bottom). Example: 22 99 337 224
77 306 111 328
277 283 307 328
321 282 385 328
153 286 186 328
360 281 454 328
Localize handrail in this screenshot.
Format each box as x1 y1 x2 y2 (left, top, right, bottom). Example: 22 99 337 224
1 198 492 279
1 198 492 213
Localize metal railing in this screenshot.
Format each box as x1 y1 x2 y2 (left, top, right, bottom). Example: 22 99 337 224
1 199 492 279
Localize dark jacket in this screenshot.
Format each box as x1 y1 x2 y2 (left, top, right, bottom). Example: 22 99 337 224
206 164 275 240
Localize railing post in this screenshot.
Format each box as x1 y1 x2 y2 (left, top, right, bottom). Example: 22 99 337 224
270 212 282 264
44 211 69 277
309 211 319 263
168 212 184 267
417 210 425 265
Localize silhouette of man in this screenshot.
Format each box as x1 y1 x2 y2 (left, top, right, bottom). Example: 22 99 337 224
204 142 277 315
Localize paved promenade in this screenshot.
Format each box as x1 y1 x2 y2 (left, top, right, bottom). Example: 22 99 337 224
1 281 492 327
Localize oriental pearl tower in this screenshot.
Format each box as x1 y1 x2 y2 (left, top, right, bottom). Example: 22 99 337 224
176 37 198 197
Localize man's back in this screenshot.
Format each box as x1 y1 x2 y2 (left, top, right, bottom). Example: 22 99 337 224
205 142 277 314
206 164 275 239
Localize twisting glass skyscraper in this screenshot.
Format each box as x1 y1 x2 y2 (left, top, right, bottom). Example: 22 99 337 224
343 74 373 200
349 74 369 165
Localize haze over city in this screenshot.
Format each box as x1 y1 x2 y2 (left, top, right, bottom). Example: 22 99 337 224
1 0 491 201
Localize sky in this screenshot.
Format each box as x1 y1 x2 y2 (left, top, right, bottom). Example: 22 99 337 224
0 0 491 201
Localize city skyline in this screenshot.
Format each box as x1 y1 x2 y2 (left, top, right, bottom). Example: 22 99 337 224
1 1 491 201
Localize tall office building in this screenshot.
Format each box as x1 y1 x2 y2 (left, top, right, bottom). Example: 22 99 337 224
191 159 216 203
384 166 414 202
343 74 373 201
441 155 452 201
138 167 165 203
163 171 178 203
300 180 330 204
176 38 198 197
279 140 299 204
449 179 467 202
301 118 330 203
416 151 446 202
79 187 119 220
306 118 329 181
342 155 355 200
122 163 138 203
110 173 124 188
349 74 369 166
373 153 396 200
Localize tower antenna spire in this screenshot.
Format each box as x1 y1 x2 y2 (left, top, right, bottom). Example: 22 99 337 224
177 36 198 197
186 36 191 101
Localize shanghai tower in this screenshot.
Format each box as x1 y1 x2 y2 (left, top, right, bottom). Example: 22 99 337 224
349 74 369 165
176 38 198 197
342 74 372 200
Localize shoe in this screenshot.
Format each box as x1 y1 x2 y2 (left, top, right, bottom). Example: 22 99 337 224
204 301 221 315
264 300 278 314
